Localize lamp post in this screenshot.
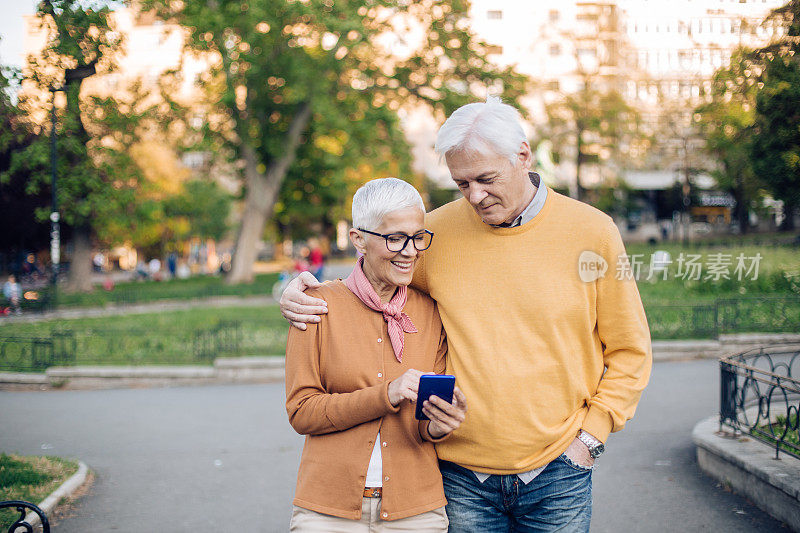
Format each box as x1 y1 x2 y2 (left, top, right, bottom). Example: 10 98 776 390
48 64 95 307
49 88 60 308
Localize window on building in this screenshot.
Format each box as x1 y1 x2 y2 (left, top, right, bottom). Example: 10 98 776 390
549 10 559 22
486 44 503 55
487 10 503 20
548 80 560 91
550 44 561 55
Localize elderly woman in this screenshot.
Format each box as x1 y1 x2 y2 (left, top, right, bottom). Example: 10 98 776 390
285 178 467 532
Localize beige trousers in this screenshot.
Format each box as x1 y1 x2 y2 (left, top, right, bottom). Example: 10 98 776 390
289 498 448 532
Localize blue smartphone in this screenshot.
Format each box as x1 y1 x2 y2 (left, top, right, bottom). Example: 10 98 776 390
415 374 456 421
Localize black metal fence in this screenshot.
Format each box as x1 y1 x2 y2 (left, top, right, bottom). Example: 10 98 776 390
0 337 64 370
720 344 800 460
646 295 800 339
0 321 248 371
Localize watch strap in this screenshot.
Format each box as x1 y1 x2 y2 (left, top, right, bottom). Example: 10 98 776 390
578 430 604 457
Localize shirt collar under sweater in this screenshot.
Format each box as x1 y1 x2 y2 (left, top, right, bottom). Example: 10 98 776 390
490 172 548 228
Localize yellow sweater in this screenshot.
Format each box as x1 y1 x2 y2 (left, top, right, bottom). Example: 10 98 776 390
413 188 652 475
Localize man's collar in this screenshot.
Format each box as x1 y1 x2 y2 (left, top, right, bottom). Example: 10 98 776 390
491 172 542 228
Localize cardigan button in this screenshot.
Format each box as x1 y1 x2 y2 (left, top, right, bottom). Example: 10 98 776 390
382 512 388 518
377 338 382 343
377 372 383 378
382 441 387 447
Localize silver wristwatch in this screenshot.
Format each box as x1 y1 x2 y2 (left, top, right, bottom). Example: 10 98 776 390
578 430 605 459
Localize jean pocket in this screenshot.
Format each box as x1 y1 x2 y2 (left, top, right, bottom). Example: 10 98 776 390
558 452 594 472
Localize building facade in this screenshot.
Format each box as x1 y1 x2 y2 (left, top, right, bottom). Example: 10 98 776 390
457 0 785 191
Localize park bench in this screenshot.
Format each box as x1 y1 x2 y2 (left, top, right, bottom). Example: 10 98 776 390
0 500 50 532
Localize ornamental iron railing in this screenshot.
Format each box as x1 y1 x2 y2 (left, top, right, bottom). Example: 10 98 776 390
719 344 800 460
0 337 71 371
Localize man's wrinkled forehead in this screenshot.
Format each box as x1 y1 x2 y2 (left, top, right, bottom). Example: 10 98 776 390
445 149 507 181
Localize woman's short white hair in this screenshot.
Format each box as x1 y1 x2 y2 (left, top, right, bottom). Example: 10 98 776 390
434 96 527 164
352 178 425 231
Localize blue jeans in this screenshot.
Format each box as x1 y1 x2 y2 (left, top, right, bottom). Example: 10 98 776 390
440 454 592 532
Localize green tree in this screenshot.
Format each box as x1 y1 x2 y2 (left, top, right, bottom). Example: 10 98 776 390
1 0 143 292
165 178 232 243
273 87 412 242
544 82 640 202
695 50 761 233
749 57 800 230
748 0 800 230
0 63 52 261
142 0 528 283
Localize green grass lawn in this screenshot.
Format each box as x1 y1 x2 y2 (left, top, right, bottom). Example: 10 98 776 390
756 412 800 457
627 242 800 306
0 453 80 529
2 240 798 370
0 306 289 369
38 272 280 309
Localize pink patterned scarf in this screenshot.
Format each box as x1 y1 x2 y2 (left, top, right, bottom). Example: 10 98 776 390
344 256 417 362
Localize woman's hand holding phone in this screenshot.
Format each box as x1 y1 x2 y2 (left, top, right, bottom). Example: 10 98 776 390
387 369 434 406
425 387 467 438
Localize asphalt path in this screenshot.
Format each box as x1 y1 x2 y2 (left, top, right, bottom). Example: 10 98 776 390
0 359 789 532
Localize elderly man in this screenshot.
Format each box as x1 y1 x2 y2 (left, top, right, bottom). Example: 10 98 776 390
281 97 652 532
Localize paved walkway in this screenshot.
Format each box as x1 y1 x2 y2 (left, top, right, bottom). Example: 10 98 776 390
0 359 789 532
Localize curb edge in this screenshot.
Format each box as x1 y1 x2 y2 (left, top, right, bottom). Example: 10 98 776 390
23 460 90 528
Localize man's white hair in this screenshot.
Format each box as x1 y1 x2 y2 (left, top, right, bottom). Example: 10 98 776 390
352 177 425 231
434 96 527 163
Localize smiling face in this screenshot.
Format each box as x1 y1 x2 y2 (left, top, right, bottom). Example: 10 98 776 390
350 206 427 302
446 143 535 226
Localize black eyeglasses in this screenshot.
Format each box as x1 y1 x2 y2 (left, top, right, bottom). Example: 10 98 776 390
358 228 434 252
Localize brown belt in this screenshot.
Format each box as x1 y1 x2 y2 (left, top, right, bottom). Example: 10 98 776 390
363 487 382 498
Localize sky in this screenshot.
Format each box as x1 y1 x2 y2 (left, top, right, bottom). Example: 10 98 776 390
0 0 38 69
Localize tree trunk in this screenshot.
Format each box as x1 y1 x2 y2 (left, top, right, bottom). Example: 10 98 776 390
226 102 312 284
574 127 584 201
732 178 749 235
781 200 796 231
64 226 94 293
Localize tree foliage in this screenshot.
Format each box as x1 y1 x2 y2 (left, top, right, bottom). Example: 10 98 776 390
1 0 141 291
0 64 51 259
544 83 641 201
694 50 761 233
748 0 800 229
749 56 800 229
141 0 529 281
